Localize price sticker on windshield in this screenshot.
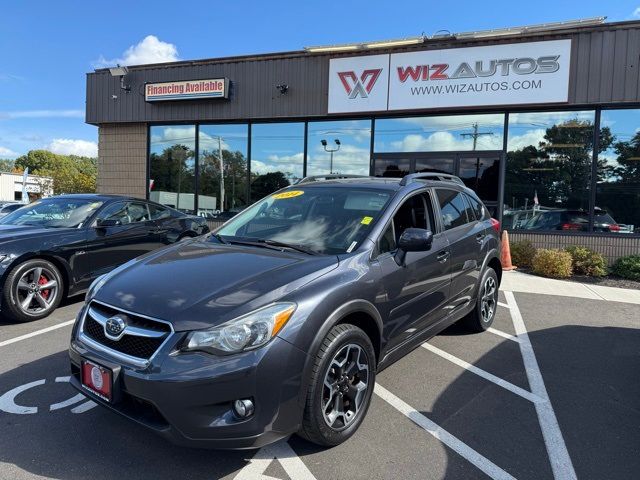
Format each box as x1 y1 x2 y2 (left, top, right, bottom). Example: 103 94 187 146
361 216 373 225
272 191 304 200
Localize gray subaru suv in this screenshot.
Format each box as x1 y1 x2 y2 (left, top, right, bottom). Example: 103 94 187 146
68 173 502 449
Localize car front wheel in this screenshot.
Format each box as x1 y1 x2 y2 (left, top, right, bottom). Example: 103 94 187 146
463 267 499 332
2 259 64 322
298 324 376 447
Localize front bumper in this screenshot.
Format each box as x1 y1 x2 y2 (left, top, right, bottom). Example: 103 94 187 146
69 324 309 449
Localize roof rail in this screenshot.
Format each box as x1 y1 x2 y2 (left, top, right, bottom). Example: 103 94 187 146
296 174 369 184
399 172 465 186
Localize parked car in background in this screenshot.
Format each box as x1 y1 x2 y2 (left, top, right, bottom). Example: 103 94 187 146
522 208 621 232
0 194 209 322
69 173 502 449
0 202 25 219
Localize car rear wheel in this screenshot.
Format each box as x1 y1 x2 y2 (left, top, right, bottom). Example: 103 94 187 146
462 267 498 332
298 324 376 447
2 259 64 322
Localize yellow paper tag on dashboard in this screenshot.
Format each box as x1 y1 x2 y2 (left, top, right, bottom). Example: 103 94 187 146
272 190 304 200
361 216 373 225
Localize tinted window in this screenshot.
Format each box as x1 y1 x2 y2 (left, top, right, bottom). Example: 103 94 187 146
97 202 130 225
149 203 172 220
378 193 435 255
437 189 470 230
465 194 487 221
128 203 149 223
0 198 103 228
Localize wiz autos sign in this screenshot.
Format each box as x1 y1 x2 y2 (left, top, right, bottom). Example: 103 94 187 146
328 40 571 113
145 78 228 102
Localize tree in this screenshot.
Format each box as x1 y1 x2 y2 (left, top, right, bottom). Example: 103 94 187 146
250 171 290 201
14 150 97 195
0 159 15 172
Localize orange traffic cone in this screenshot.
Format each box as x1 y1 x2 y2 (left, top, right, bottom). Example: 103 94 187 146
501 230 517 271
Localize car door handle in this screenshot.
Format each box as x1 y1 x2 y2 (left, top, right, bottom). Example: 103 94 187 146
436 250 450 262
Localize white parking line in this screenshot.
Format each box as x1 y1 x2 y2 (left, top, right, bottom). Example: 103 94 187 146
421 343 543 404
0 319 75 347
504 291 577 480
487 327 521 343
71 400 97 414
497 302 510 309
375 384 516 480
235 439 317 480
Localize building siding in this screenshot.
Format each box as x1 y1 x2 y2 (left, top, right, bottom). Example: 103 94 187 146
97 124 147 198
86 22 640 125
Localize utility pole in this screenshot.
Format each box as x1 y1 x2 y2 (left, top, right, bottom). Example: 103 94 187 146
218 136 225 213
460 123 493 151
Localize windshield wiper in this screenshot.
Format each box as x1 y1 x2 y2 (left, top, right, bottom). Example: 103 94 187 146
226 237 320 256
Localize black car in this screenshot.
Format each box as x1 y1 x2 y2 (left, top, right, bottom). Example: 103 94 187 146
69 174 501 449
0 194 208 322
522 208 621 232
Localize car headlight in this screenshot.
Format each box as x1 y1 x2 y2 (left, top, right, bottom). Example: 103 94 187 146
183 303 296 354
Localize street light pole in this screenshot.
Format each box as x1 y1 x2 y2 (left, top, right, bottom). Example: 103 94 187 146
321 138 341 174
217 136 225 213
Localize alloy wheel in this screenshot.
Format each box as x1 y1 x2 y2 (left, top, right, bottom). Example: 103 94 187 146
14 266 59 316
481 276 497 323
322 343 370 431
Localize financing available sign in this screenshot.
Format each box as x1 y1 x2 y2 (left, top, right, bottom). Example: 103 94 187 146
328 40 571 113
145 78 228 102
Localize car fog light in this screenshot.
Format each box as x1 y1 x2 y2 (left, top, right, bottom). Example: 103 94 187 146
233 399 254 418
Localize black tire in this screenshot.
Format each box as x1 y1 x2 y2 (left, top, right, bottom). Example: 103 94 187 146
2 259 64 323
298 324 376 447
462 267 499 332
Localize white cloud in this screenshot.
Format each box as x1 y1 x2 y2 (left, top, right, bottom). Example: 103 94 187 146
0 110 84 120
47 139 98 157
390 130 503 152
633 7 640 18
506 128 547 151
94 35 179 67
0 146 17 158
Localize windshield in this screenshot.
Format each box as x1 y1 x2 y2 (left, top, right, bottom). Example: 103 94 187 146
216 187 392 254
0 198 104 228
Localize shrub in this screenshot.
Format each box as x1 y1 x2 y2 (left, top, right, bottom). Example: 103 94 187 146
510 240 537 268
565 245 607 277
611 255 640 281
531 249 573 279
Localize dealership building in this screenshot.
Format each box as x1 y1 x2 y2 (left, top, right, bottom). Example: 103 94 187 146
86 17 640 262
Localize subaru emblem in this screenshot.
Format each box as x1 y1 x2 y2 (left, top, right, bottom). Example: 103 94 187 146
105 315 127 339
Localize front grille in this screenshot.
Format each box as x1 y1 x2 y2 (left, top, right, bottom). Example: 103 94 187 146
81 301 172 361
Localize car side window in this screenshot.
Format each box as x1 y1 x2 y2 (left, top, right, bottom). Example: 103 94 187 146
149 203 171 220
377 192 435 256
127 202 150 223
465 194 487 221
436 189 470 230
96 202 130 225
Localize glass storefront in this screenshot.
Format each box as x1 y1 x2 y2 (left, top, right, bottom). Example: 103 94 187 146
149 125 196 213
147 109 640 236
250 122 304 202
504 111 595 231
598 109 640 234
307 120 371 176
199 124 248 215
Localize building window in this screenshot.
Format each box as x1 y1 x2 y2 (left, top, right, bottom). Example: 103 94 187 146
504 111 596 232
307 120 371 176
149 125 196 213
374 114 505 152
598 109 640 234
199 124 248 214
250 122 304 202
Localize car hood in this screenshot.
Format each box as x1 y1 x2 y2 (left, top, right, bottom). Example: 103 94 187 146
93 238 340 331
0 224 74 242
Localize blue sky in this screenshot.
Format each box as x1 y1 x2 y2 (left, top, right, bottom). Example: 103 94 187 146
1 0 639 160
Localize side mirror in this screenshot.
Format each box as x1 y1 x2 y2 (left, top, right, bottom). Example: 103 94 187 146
394 228 434 266
96 218 119 228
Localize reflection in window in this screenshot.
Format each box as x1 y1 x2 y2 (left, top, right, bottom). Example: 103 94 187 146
504 111 596 231
250 123 304 202
199 124 248 215
458 155 500 202
149 125 196 213
374 114 504 152
307 120 371 176
374 158 410 178
598 109 640 234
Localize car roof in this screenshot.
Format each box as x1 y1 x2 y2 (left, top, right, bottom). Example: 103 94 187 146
292 176 472 194
44 193 144 202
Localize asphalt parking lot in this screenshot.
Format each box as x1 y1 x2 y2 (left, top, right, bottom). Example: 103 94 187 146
1 288 639 480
